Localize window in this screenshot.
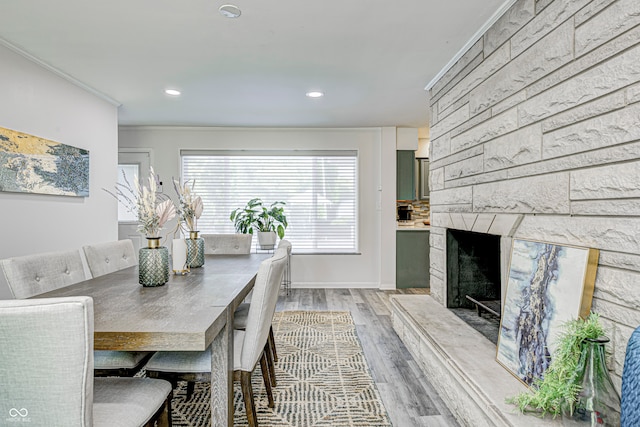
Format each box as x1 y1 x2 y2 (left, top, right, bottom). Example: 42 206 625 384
181 151 358 253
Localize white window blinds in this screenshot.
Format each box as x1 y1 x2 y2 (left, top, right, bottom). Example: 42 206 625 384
181 151 358 254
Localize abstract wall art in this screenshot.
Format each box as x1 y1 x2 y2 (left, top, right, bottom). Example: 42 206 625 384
0 126 89 197
496 239 598 386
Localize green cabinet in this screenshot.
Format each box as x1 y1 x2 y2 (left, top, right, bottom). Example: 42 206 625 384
397 150 415 200
418 158 429 200
396 229 430 288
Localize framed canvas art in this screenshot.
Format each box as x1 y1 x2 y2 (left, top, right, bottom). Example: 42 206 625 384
0 126 89 197
496 239 598 386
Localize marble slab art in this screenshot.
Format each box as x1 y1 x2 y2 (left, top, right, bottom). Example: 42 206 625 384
0 126 89 197
496 239 598 386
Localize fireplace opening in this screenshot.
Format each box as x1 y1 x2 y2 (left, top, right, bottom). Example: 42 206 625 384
446 229 501 344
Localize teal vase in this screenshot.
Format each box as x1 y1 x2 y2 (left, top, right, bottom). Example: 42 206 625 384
139 237 169 287
186 231 205 268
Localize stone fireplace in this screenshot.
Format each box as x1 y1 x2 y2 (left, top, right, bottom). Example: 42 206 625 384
390 0 640 424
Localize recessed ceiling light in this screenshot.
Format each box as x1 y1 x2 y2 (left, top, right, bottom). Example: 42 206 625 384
165 89 181 96
219 4 241 18
306 91 324 98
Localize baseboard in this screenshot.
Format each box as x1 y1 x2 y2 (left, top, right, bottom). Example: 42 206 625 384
292 282 380 289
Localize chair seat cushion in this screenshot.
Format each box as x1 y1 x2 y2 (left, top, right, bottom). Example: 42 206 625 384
233 303 250 330
145 331 246 373
93 377 171 427
94 351 150 369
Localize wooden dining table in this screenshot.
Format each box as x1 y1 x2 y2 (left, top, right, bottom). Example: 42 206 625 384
37 253 271 427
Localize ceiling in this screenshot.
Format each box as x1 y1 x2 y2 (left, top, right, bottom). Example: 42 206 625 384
0 0 507 128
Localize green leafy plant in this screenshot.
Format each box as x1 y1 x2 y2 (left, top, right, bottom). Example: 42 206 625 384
230 198 288 239
507 313 605 417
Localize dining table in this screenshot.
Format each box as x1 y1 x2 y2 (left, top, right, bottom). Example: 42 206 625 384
37 253 271 427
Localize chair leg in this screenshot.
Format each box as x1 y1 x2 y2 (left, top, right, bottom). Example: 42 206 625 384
264 342 277 388
269 326 278 363
145 391 173 427
241 370 258 427
260 351 275 408
186 381 195 401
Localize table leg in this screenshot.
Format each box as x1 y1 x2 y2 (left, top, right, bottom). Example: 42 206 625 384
210 307 234 427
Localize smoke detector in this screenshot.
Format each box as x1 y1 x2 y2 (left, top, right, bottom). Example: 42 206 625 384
219 4 241 18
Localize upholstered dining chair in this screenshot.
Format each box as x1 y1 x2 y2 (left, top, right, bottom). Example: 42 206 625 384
0 249 87 299
233 239 292 387
277 239 292 295
146 248 288 426
82 239 137 278
0 296 172 427
82 240 154 377
1 246 151 377
202 233 252 255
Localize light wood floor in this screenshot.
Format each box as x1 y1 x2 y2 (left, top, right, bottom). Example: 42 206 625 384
276 288 460 427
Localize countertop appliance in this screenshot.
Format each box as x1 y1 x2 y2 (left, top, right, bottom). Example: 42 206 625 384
397 204 413 221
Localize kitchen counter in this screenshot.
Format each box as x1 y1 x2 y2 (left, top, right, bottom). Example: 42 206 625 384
396 222 430 231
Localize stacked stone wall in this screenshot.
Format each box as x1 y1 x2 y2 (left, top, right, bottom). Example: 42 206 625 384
428 0 640 389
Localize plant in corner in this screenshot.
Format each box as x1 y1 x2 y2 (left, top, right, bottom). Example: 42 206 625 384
507 313 619 422
230 198 288 250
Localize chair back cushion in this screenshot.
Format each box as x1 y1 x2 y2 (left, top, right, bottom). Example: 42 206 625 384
202 234 252 255
0 297 94 426
0 250 87 299
240 248 288 371
277 239 291 253
83 240 137 278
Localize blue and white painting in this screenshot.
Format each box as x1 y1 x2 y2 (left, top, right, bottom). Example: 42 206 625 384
0 126 89 197
496 239 596 386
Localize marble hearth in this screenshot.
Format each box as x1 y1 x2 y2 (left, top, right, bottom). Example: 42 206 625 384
390 295 571 427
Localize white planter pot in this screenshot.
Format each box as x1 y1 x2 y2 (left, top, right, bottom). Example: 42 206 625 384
257 231 277 250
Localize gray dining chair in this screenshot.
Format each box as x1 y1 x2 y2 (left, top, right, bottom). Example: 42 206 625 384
1 246 151 377
82 240 154 377
0 249 87 299
82 239 137 278
0 296 172 427
202 233 252 255
233 239 292 387
145 248 288 426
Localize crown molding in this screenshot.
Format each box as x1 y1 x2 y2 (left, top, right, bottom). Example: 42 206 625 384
424 0 518 92
0 37 121 107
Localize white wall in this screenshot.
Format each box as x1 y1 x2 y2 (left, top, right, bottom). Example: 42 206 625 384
0 44 119 298
119 126 397 288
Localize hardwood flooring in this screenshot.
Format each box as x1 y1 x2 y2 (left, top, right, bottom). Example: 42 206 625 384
276 288 460 427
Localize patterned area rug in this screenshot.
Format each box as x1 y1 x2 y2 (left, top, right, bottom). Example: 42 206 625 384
167 310 392 426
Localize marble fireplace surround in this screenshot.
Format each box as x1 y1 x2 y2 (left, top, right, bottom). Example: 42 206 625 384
390 212 567 426
432 212 524 309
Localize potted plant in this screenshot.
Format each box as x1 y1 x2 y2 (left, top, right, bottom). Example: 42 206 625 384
508 313 620 424
106 167 176 286
230 198 288 250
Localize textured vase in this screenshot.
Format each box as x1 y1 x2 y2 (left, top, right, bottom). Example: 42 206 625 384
186 231 205 268
569 337 621 426
139 237 169 286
